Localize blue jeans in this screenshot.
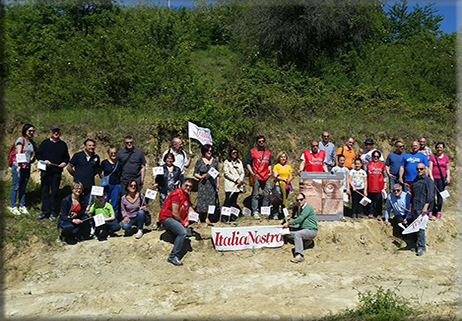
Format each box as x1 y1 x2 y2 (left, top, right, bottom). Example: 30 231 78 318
162 217 187 260
121 210 145 230
105 183 120 217
272 185 290 218
388 175 398 192
429 177 445 214
252 179 270 214
95 220 121 236
10 164 30 208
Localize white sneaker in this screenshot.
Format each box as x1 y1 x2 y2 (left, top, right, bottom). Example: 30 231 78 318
253 213 260 220
90 227 95 237
135 229 143 239
19 206 29 214
9 207 21 216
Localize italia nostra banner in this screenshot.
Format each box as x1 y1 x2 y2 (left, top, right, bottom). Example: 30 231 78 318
211 225 284 251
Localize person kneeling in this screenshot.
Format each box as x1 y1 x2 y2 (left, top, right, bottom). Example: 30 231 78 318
158 178 202 266
57 182 90 243
282 193 317 263
120 179 146 239
89 195 121 241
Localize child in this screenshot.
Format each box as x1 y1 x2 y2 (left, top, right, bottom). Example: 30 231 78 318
89 195 121 241
348 158 368 220
331 155 350 193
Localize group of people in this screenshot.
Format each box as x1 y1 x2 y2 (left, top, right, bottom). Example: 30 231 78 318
8 125 449 262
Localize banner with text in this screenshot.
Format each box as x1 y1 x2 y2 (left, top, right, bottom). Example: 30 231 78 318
188 121 213 145
211 225 284 251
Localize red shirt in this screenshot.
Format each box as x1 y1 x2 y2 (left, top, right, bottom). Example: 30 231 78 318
159 188 191 226
250 148 271 180
71 203 81 213
367 161 385 193
303 149 325 172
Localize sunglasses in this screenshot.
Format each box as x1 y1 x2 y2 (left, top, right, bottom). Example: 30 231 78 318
393 189 401 192
323 135 329 138
397 145 404 148
312 145 318 147
184 184 193 188
129 184 137 187
125 141 134 145
373 155 379 158
258 140 265 143
417 168 426 171
110 152 117 155
231 151 238 155
28 129 35 133
296 198 304 202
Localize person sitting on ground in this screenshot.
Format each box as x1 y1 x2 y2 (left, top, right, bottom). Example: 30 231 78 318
384 183 411 238
88 194 121 241
120 179 146 239
348 158 367 220
272 151 293 220
154 152 182 207
282 193 317 263
158 178 202 266
222 147 245 222
57 182 90 243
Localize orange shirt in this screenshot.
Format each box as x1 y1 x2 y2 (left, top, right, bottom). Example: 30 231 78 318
336 146 355 168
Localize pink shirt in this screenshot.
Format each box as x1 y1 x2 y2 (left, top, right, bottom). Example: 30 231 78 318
429 154 450 179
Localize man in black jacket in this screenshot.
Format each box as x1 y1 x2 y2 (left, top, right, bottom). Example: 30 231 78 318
36 126 70 221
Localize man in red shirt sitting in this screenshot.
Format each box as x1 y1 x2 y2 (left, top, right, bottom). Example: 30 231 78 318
159 178 202 266
298 140 327 175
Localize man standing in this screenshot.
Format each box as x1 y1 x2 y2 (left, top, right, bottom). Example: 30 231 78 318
117 136 146 194
36 125 70 221
336 137 355 169
360 138 384 169
159 178 202 266
282 193 317 263
246 135 272 219
159 137 193 183
385 141 405 191
298 140 327 174
410 163 434 256
384 183 411 237
398 141 429 191
67 139 101 203
318 131 335 171
418 136 432 159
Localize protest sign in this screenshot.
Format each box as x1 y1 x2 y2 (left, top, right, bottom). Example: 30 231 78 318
243 207 251 216
211 225 284 251
208 167 219 179
402 215 429 235
261 206 271 216
221 207 231 217
93 214 105 227
188 212 199 222
91 186 104 196
38 160 47 171
145 189 157 200
188 122 213 145
152 167 164 176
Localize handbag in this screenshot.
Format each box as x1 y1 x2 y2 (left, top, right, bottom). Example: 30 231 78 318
100 161 119 187
268 175 283 207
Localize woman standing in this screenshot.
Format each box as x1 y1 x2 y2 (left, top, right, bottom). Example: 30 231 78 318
194 144 220 223
9 123 36 215
222 148 245 222
272 152 293 220
366 151 386 221
154 152 182 207
101 147 121 218
429 142 450 219
57 182 90 243
120 179 146 239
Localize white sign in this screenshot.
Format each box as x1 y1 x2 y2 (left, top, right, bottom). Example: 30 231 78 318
343 193 349 202
91 186 104 196
221 207 231 217
188 212 199 222
16 153 27 163
188 121 213 145
208 205 216 214
381 189 387 199
152 167 164 176
145 189 158 200
359 196 371 206
230 207 240 216
93 214 105 227
211 225 284 251
38 160 47 171
282 207 289 218
402 215 429 234
261 206 271 216
208 167 219 179
281 228 290 235
243 207 251 216
440 190 450 199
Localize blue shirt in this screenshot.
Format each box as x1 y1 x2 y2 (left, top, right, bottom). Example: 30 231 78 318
101 160 121 185
69 151 101 189
401 152 429 182
384 191 411 220
319 141 335 166
385 151 404 175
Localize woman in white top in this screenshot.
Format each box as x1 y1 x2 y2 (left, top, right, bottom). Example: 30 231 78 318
222 148 245 222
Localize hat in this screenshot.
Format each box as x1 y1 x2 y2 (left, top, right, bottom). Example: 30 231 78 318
364 138 374 145
50 125 61 131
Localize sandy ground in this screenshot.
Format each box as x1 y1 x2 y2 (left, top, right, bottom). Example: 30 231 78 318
3 196 460 320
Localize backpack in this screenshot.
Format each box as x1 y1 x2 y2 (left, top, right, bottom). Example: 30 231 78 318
7 136 25 167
